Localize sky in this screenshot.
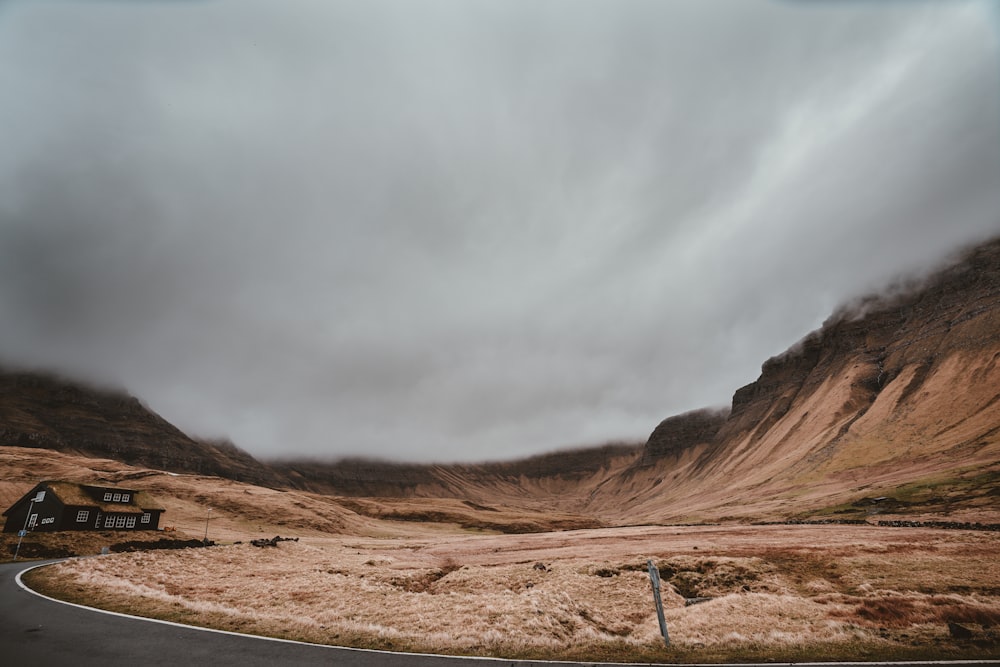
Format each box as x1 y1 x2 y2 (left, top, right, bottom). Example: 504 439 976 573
1 0 999 463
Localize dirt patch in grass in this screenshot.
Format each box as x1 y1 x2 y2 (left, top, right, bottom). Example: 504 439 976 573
836 594 1000 629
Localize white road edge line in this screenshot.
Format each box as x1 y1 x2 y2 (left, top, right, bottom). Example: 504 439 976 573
12 560 998 667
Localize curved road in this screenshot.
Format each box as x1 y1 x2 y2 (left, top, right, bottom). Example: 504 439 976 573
0 559 636 667
1 560 992 667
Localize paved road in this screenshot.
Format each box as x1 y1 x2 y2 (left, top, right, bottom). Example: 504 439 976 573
0 559 646 667
1 560 994 667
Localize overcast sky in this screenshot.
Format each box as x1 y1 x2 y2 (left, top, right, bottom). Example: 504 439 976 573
1 0 998 462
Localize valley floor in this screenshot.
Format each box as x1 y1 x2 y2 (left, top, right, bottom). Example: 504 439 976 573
23 523 1000 664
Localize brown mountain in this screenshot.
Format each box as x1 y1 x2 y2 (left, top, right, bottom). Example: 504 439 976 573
0 370 288 488
279 236 1000 523
2 236 999 526
275 443 641 497
604 236 1000 522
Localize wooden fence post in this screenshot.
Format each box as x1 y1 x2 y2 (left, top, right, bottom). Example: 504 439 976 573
647 559 670 647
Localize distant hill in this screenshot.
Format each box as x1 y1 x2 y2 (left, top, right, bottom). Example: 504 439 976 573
273 443 643 522
2 236 999 525
0 370 288 488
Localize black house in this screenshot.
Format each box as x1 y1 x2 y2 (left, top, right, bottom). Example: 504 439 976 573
2 481 165 533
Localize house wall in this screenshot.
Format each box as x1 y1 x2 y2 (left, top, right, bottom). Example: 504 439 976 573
142 510 163 530
1 488 64 533
58 505 102 531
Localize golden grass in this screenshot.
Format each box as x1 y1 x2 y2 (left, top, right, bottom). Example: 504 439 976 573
24 524 1000 663
5 447 1000 660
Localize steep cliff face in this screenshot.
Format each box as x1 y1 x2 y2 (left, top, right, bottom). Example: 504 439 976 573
720 238 1000 450
639 408 728 464
621 236 1000 522
0 370 288 487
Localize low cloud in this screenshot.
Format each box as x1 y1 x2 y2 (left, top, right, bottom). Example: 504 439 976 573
1 0 998 461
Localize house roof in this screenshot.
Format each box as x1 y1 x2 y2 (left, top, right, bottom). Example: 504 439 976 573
3 480 166 515
53 481 168 513
121 489 166 512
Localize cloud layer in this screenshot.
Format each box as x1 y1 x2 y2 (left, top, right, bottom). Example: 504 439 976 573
1 0 998 461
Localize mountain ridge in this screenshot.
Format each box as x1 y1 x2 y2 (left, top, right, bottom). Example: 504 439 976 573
2 235 999 524
0 369 289 488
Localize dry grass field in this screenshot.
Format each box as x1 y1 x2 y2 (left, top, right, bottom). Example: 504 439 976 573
5 448 1000 662
24 524 1000 663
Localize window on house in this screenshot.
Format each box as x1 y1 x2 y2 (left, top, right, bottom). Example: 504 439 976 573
122 494 130 503
141 513 151 524
126 516 137 528
76 510 89 523
105 515 116 528
115 515 127 528
104 492 113 502
112 493 121 502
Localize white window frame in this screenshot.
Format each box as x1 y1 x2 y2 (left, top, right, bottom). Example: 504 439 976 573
112 493 121 502
115 515 127 528
141 513 151 524
76 510 89 523
126 516 137 528
28 513 38 529
105 515 116 528
104 492 113 502
122 494 130 503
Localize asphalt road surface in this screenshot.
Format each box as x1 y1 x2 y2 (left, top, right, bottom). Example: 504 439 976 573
1 560 992 667
1 558 650 667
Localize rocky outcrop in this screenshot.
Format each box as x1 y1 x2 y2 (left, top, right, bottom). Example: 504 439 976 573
639 408 728 465
617 236 1000 521
719 237 1000 449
